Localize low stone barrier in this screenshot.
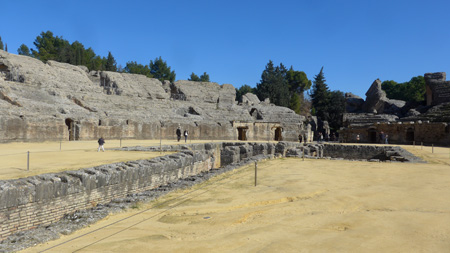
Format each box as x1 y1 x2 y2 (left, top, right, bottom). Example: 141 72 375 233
322 144 424 162
0 142 277 241
0 142 422 242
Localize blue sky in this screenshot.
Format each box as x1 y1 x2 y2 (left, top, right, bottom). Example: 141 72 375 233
2 0 450 97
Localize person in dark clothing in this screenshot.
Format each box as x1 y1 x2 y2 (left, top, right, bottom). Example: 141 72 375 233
379 131 385 144
184 130 188 143
298 134 303 143
176 127 181 142
97 137 105 152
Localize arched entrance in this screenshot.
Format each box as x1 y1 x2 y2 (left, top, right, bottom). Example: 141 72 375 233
237 127 248 141
368 128 377 143
406 128 415 142
274 127 283 141
65 118 75 141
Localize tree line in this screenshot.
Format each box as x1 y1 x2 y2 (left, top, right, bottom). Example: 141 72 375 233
2 32 426 132
381 76 425 103
236 61 346 131
3 31 209 83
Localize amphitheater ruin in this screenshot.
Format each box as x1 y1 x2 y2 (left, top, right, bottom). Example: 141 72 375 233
1 49 450 252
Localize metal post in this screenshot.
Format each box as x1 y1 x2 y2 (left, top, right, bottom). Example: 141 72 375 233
413 141 415 147
254 161 257 186
421 142 423 150
432 144 434 153
27 151 30 171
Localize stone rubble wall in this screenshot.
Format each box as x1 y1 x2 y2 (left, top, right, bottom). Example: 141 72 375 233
322 144 423 162
0 142 289 241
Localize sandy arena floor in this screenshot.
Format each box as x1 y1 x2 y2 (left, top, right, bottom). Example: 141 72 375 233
19 144 450 253
0 139 229 180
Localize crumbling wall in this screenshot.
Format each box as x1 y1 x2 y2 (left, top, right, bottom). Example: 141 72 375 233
0 142 280 241
425 72 450 106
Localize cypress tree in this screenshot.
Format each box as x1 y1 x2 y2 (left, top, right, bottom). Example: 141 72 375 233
310 67 330 121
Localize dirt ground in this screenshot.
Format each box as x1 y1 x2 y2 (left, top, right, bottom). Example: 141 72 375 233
20 144 450 253
0 139 226 180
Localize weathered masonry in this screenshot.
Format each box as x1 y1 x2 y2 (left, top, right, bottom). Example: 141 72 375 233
0 50 307 143
340 72 450 146
0 142 422 241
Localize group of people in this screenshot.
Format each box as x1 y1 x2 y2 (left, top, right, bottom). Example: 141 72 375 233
379 131 389 144
298 132 338 143
355 131 389 144
176 127 189 143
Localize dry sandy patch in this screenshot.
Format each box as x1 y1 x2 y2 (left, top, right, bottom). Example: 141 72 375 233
23 146 450 253
0 139 235 180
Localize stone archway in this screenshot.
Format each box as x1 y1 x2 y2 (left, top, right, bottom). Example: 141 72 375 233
65 118 75 141
237 127 248 141
274 127 283 141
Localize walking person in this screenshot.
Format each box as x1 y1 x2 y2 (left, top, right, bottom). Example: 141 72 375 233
385 134 389 144
97 137 105 152
176 127 181 142
184 129 188 143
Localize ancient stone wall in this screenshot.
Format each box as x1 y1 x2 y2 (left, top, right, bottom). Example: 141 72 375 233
340 121 450 146
0 50 305 142
0 142 279 241
425 72 450 106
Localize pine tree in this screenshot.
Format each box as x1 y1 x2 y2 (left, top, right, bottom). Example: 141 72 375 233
17 44 31 56
188 72 200 81
328 90 346 130
5 43 8 52
105 52 117 71
255 60 290 107
310 67 330 121
149 56 176 82
0 36 3 50
199 72 210 82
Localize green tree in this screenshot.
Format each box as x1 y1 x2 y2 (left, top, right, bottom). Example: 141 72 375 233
4 44 7 52
32 31 70 62
236 84 254 102
327 90 346 130
149 56 176 82
286 67 312 94
188 72 200 81
381 76 425 103
125 61 152 77
285 66 312 113
0 36 3 50
310 67 330 121
28 31 105 71
17 44 31 56
200 72 210 82
289 92 301 114
255 60 290 107
105 51 117 71
70 41 85 66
